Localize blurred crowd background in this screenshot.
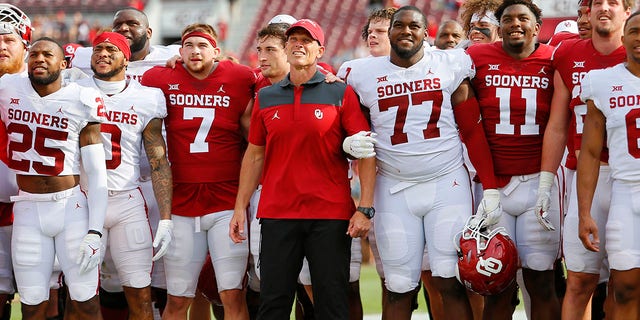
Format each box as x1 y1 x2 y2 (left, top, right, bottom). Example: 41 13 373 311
5 0 581 71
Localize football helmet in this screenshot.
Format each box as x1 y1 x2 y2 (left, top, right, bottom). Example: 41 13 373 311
0 4 32 46
455 216 519 296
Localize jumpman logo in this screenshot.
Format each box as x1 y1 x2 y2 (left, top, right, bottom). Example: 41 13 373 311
89 245 99 256
128 193 134 200
452 179 460 187
75 203 82 209
217 85 226 93
272 110 280 120
57 107 64 113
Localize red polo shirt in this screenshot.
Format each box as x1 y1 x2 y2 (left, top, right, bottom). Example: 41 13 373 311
249 71 370 220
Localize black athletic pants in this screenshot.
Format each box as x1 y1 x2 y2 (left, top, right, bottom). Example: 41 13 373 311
257 218 351 320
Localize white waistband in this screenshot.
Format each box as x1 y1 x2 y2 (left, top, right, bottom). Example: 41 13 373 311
10 185 79 202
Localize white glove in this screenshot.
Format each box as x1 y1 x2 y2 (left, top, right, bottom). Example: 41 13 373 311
77 233 102 274
152 219 174 261
476 189 502 228
342 131 377 159
535 171 556 231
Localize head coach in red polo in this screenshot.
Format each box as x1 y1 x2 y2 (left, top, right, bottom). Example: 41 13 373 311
229 18 377 319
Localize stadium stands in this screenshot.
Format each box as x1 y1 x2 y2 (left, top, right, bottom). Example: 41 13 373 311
2 0 142 14
237 0 455 67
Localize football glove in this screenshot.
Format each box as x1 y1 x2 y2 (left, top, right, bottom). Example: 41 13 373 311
342 131 377 159
534 171 556 231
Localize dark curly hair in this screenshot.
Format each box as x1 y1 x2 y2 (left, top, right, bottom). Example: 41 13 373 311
495 0 543 25
460 0 502 35
361 7 396 41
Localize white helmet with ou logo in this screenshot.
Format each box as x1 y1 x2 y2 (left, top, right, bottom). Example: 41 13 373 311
0 4 32 46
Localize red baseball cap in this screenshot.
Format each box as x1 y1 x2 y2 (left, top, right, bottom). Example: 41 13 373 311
286 19 324 46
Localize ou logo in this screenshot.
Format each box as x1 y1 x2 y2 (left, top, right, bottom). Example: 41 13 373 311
314 109 324 120
476 257 503 277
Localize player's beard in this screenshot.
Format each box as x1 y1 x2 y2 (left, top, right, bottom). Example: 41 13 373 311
594 24 613 38
391 40 423 59
187 63 206 74
91 61 126 79
129 34 146 55
29 69 61 85
0 56 24 76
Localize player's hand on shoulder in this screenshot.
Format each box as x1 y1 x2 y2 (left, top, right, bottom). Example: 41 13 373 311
343 131 377 159
165 55 182 68
324 72 344 84
152 219 174 261
476 189 502 228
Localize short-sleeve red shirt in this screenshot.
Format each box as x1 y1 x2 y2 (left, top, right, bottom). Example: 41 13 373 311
250 71 370 220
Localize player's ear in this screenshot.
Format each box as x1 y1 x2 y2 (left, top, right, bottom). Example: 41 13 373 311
147 27 152 40
316 45 324 59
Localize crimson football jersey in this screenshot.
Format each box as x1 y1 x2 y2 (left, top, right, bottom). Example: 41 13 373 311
142 60 256 216
468 42 555 178
552 38 624 169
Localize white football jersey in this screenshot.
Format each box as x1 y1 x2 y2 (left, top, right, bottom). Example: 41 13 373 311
582 63 640 182
72 44 177 178
344 49 474 181
76 78 167 191
0 74 103 176
72 44 180 82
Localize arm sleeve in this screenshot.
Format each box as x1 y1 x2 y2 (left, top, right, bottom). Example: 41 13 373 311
454 97 497 189
81 143 108 232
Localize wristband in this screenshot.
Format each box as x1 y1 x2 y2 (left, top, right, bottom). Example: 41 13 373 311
87 229 102 238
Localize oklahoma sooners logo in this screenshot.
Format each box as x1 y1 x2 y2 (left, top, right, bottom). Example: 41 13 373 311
476 257 503 277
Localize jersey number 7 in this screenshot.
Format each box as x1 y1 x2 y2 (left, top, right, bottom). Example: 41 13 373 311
378 91 443 145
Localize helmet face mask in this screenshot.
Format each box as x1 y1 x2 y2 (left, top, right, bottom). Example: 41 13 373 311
455 216 519 296
0 4 32 46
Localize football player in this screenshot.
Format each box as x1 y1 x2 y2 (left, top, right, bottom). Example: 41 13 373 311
75 31 172 320
0 37 108 320
467 1 561 319
70 9 180 318
141 23 255 320
342 6 499 320
578 11 640 318
0 4 30 319
538 0 632 319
